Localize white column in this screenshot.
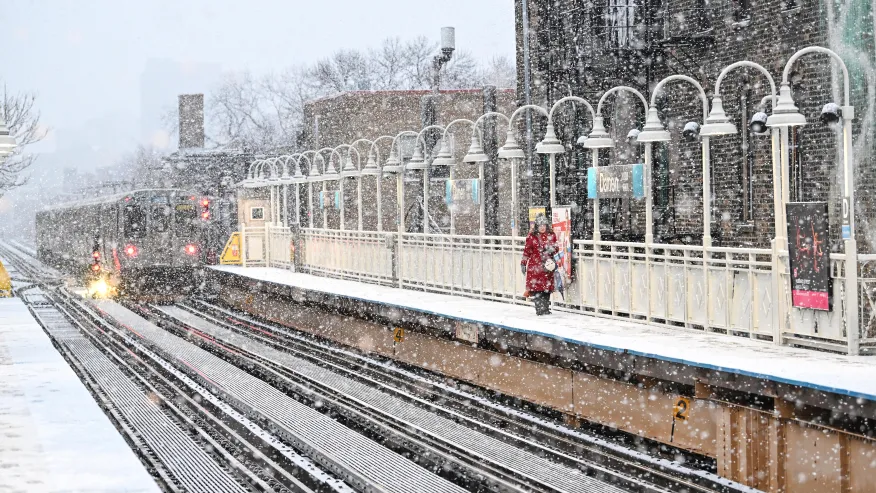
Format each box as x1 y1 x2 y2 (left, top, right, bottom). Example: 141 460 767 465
307 183 314 229
549 154 557 207
340 179 345 230
479 162 485 236
377 175 383 232
592 149 601 242
770 127 785 345
322 181 328 229
511 158 518 237
843 109 859 355
644 143 653 244
357 177 363 231
283 185 288 227
702 136 712 247
423 169 430 234
295 183 301 226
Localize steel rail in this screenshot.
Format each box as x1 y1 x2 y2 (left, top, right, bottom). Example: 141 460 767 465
134 303 541 493
0 243 336 493
181 299 752 493
144 302 651 493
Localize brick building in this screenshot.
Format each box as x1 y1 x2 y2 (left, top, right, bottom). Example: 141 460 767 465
300 89 517 234
514 0 875 251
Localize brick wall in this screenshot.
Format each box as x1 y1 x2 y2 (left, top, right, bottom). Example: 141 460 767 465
516 0 867 250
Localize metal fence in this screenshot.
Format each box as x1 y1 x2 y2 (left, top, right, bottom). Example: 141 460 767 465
270 226 873 355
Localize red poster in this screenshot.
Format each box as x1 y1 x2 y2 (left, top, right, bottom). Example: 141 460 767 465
551 207 573 280
786 202 831 311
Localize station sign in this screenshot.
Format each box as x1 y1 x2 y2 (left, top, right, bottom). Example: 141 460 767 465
445 179 480 206
587 163 645 199
786 202 831 311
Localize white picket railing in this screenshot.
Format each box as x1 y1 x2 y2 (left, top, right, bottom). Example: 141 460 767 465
264 226 873 354
300 228 394 285
398 233 526 303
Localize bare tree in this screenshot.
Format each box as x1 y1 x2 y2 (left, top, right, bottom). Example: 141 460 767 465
0 88 47 198
181 36 512 155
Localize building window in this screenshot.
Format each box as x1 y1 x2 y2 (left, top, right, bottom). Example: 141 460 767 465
593 0 641 49
251 207 265 221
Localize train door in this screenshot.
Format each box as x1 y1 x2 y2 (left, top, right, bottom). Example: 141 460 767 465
150 195 172 265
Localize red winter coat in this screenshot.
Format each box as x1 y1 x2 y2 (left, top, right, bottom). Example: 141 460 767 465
522 231 558 292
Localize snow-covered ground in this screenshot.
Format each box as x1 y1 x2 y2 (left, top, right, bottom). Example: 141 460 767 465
0 296 160 493
214 266 876 401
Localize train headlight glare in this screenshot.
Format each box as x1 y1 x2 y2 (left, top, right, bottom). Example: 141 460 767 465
89 278 110 298
125 244 138 257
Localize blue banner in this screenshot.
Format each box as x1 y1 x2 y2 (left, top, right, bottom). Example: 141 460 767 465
587 163 645 199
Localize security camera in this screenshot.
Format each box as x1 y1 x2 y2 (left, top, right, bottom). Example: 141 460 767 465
749 112 768 134
627 129 641 144
682 122 700 141
820 102 842 126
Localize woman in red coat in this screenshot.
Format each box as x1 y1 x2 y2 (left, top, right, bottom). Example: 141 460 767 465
521 213 558 315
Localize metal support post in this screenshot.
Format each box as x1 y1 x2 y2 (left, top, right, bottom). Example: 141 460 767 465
340 178 345 230
549 154 557 207
479 162 486 236
843 107 859 355
377 175 383 232
592 149 600 241
357 178 363 231
511 158 519 237
423 170 430 234
644 143 653 244
702 136 712 247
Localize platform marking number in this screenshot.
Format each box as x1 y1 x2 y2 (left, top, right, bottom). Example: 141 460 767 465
670 397 690 443
673 397 690 421
393 327 405 343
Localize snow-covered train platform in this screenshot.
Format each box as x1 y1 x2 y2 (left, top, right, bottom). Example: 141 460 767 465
0 296 160 493
211 265 876 490
211 265 876 401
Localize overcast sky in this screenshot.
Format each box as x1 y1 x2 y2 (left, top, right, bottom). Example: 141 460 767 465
1 0 516 154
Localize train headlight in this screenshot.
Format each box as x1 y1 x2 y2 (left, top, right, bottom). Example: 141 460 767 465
184 244 198 256
124 244 138 257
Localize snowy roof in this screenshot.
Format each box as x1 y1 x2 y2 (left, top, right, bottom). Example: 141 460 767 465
42 188 197 212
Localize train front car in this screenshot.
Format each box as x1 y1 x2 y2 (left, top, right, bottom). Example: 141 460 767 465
36 189 211 298
117 190 210 296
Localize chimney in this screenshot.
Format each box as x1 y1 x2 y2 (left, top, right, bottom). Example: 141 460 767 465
178 94 205 149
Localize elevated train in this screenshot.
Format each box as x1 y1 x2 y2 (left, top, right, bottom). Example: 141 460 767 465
36 189 212 296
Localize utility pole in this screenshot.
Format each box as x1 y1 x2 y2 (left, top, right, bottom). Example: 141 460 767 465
420 27 455 232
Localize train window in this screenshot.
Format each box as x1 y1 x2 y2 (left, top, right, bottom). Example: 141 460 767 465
124 204 147 238
174 203 197 235
152 205 171 233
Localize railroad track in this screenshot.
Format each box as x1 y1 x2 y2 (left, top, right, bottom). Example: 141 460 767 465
161 299 754 493
0 242 345 493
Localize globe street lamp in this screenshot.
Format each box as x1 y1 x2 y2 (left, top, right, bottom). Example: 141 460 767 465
766 46 858 354
580 86 650 242
637 75 712 247
500 104 550 237
540 96 596 208
0 120 17 159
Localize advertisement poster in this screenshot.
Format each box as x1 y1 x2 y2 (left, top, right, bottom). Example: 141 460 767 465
528 207 546 233
786 202 831 310
551 207 573 280
444 179 480 207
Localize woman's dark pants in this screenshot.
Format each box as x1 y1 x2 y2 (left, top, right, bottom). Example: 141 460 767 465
532 291 551 315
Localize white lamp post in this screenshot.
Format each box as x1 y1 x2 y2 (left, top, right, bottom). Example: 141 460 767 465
541 96 597 209
0 120 17 159
409 124 445 234
386 131 418 236
500 104 550 237
579 86 650 243
766 46 858 354
331 144 362 231
361 135 394 232
637 75 712 247
434 119 476 235
470 112 510 237
314 147 336 229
